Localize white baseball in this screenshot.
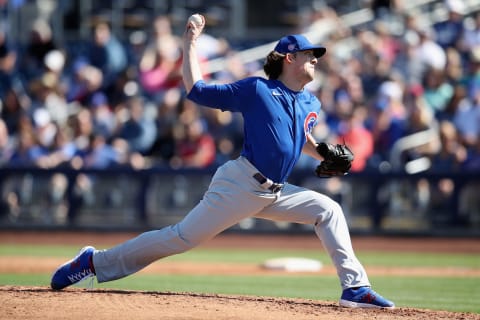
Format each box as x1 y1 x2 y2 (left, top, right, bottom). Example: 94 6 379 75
188 14 203 27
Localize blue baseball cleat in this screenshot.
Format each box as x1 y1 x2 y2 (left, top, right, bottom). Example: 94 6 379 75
339 286 395 309
51 246 96 290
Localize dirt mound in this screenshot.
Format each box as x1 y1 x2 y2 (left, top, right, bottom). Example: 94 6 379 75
2 286 479 320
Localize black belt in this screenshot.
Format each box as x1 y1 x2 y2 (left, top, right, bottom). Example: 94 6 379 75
253 172 284 193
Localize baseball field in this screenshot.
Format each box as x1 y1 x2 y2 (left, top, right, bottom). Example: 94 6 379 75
1 231 479 320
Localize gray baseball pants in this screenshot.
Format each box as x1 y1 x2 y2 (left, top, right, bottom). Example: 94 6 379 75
92 156 370 289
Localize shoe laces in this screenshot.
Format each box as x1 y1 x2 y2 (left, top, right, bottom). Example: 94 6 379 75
72 270 95 290
361 290 377 303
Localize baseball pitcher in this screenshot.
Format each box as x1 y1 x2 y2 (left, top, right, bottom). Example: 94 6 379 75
51 14 394 309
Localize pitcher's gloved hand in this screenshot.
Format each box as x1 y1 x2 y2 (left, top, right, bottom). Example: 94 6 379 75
315 142 354 178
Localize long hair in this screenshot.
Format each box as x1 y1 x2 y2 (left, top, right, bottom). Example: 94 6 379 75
263 51 286 80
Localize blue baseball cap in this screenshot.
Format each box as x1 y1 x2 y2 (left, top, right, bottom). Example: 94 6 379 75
274 34 326 58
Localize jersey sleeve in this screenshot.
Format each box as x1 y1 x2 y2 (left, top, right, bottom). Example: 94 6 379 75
186 78 256 112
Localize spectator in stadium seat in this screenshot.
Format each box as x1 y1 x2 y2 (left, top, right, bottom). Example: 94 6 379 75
463 48 480 106
110 137 146 170
369 0 399 20
31 107 57 153
355 29 392 97
88 21 128 93
433 0 466 50
138 32 183 99
116 96 157 155
370 80 408 162
138 15 183 101
88 92 116 140
21 18 57 80
0 85 29 136
392 11 430 87
200 105 244 165
436 83 467 122
8 121 38 167
454 104 480 150
420 67 454 116
147 88 182 165
459 11 480 57
170 118 216 169
66 58 103 105
429 120 466 172
81 133 119 169
444 47 465 85
212 50 252 83
327 89 355 137
425 120 467 223
69 108 94 167
0 24 17 96
404 96 440 159
28 72 69 127
0 118 14 166
336 105 374 172
414 26 447 81
372 20 400 65
34 124 77 169
452 71 480 150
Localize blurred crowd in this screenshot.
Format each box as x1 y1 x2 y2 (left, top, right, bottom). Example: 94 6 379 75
0 0 479 176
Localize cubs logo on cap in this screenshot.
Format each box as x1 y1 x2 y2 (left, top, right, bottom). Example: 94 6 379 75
274 34 326 58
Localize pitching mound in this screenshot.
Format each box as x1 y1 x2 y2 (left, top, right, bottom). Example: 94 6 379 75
2 286 479 320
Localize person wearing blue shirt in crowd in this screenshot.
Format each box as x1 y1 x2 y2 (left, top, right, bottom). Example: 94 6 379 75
88 21 128 93
433 0 466 50
50 14 395 309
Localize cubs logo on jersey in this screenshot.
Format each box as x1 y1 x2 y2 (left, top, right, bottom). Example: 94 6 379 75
303 112 318 137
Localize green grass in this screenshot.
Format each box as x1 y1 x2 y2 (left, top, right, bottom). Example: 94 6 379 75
2 244 478 268
1 244 479 314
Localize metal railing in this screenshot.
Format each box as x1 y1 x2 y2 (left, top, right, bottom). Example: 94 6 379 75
389 126 439 172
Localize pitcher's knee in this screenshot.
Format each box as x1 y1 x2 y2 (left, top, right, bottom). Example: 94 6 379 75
330 200 343 216
173 224 209 251
169 224 200 253
315 198 344 226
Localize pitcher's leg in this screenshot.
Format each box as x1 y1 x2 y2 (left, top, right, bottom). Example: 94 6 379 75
93 224 193 282
313 198 370 289
94 166 274 282
256 184 370 289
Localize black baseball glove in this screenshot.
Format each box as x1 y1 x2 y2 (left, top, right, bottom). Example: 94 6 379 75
315 142 354 178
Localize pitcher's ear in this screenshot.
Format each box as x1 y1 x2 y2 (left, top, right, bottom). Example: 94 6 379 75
285 52 296 63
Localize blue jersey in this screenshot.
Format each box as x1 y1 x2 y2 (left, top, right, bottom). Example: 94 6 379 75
187 77 321 183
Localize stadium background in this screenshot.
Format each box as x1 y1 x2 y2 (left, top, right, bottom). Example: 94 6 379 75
1 1 480 319
1 0 479 235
